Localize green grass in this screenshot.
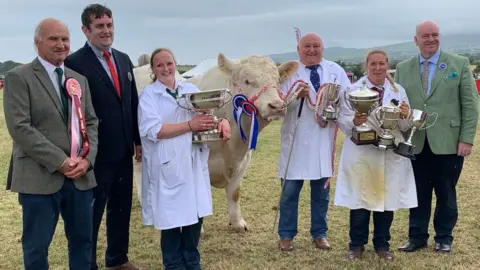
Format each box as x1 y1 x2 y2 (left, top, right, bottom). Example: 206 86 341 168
0 92 479 269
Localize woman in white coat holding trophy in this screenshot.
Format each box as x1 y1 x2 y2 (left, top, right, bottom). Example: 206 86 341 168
335 49 418 261
137 48 231 270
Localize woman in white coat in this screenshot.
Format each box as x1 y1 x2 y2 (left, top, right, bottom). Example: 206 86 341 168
335 49 418 261
137 48 231 270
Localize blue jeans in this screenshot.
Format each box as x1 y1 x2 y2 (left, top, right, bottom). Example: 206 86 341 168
161 218 203 270
278 178 330 240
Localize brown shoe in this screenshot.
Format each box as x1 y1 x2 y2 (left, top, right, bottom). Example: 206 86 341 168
313 238 331 250
278 239 294 252
347 249 363 261
106 262 149 270
376 250 394 261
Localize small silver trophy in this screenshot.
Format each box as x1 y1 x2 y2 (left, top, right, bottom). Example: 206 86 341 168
320 82 341 121
373 105 402 150
393 109 438 159
177 88 232 143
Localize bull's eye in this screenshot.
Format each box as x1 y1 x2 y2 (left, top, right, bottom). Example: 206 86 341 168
245 79 250 85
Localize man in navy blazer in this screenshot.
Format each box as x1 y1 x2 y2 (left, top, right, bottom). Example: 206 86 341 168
64 4 143 270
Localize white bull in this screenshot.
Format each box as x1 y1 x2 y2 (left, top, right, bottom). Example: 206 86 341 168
132 53 298 232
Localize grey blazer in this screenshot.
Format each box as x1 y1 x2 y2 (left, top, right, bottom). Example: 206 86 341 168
3 57 99 194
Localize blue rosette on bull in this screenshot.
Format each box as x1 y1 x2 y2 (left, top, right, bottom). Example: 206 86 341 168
232 93 259 150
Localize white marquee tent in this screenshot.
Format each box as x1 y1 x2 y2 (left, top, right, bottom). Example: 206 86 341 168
182 57 239 78
182 58 218 78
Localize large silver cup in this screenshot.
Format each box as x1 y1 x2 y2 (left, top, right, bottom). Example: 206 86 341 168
344 80 380 145
177 88 232 143
373 105 402 150
320 83 341 121
393 109 438 159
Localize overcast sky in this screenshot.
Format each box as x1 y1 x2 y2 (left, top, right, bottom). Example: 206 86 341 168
1 0 478 65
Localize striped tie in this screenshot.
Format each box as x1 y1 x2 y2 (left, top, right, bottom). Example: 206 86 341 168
421 60 429 94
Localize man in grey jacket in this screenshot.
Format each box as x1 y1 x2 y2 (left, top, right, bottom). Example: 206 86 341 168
3 17 98 270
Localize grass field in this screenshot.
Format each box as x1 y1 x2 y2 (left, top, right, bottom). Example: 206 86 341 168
0 93 479 270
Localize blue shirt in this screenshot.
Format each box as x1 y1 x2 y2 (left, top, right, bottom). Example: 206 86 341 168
419 49 440 95
87 41 117 82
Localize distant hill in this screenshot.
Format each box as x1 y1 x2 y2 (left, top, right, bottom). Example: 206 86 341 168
0 60 23 75
269 34 480 63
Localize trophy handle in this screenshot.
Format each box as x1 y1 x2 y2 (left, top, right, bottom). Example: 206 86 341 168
400 108 412 127
419 112 439 130
343 88 355 111
332 84 341 104
176 95 193 111
373 107 382 125
224 90 233 105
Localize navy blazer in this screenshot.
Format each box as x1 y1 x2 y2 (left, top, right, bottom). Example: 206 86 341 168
65 42 141 163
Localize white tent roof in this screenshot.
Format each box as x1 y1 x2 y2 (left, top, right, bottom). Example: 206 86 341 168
133 64 185 92
182 58 218 78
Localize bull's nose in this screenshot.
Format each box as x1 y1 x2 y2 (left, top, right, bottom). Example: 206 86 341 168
268 100 286 110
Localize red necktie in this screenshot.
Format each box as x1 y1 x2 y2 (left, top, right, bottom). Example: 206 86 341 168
371 86 384 105
103 51 121 97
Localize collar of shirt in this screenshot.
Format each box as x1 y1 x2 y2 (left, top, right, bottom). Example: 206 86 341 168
37 56 64 76
299 59 325 71
87 41 113 58
153 79 186 96
363 75 388 90
419 49 441 65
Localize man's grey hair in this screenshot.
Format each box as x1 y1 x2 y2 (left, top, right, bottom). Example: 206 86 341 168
34 18 69 43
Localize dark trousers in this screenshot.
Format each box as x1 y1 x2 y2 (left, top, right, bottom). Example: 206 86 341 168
161 218 203 270
91 154 133 269
349 209 394 252
19 179 93 270
408 139 464 245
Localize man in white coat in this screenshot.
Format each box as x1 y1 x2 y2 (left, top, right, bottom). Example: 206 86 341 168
277 32 351 251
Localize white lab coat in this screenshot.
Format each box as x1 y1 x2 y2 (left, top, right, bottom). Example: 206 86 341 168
334 76 418 211
278 60 351 180
138 80 213 230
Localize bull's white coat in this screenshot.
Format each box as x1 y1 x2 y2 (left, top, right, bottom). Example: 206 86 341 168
132 53 298 231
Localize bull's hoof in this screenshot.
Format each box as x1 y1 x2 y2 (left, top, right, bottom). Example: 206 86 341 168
229 219 248 232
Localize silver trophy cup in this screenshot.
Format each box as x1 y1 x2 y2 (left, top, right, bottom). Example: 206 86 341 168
320 83 341 121
344 80 381 145
177 88 232 143
393 109 438 159
373 105 402 150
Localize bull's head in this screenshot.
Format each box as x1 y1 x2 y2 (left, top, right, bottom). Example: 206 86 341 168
218 53 298 121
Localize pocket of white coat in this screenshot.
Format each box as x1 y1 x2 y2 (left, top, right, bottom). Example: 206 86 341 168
159 155 185 189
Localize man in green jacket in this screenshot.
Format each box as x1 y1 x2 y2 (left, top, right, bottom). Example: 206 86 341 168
394 20 479 253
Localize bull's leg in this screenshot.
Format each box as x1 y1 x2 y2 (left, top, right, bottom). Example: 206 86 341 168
225 160 250 232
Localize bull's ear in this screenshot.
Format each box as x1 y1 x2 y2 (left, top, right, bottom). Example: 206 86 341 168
278 61 299 84
218 53 235 75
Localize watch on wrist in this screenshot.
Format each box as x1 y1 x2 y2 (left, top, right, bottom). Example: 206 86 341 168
87 160 93 171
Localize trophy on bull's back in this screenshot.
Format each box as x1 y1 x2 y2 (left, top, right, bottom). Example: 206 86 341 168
178 88 232 143
345 80 380 145
394 108 438 160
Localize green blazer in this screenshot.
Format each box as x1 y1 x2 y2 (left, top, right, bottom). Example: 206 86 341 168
394 50 479 155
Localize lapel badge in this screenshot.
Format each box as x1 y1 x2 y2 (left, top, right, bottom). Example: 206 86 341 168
127 72 132 82
439 63 447 70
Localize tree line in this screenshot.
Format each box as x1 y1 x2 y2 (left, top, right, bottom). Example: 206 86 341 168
2 52 480 76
